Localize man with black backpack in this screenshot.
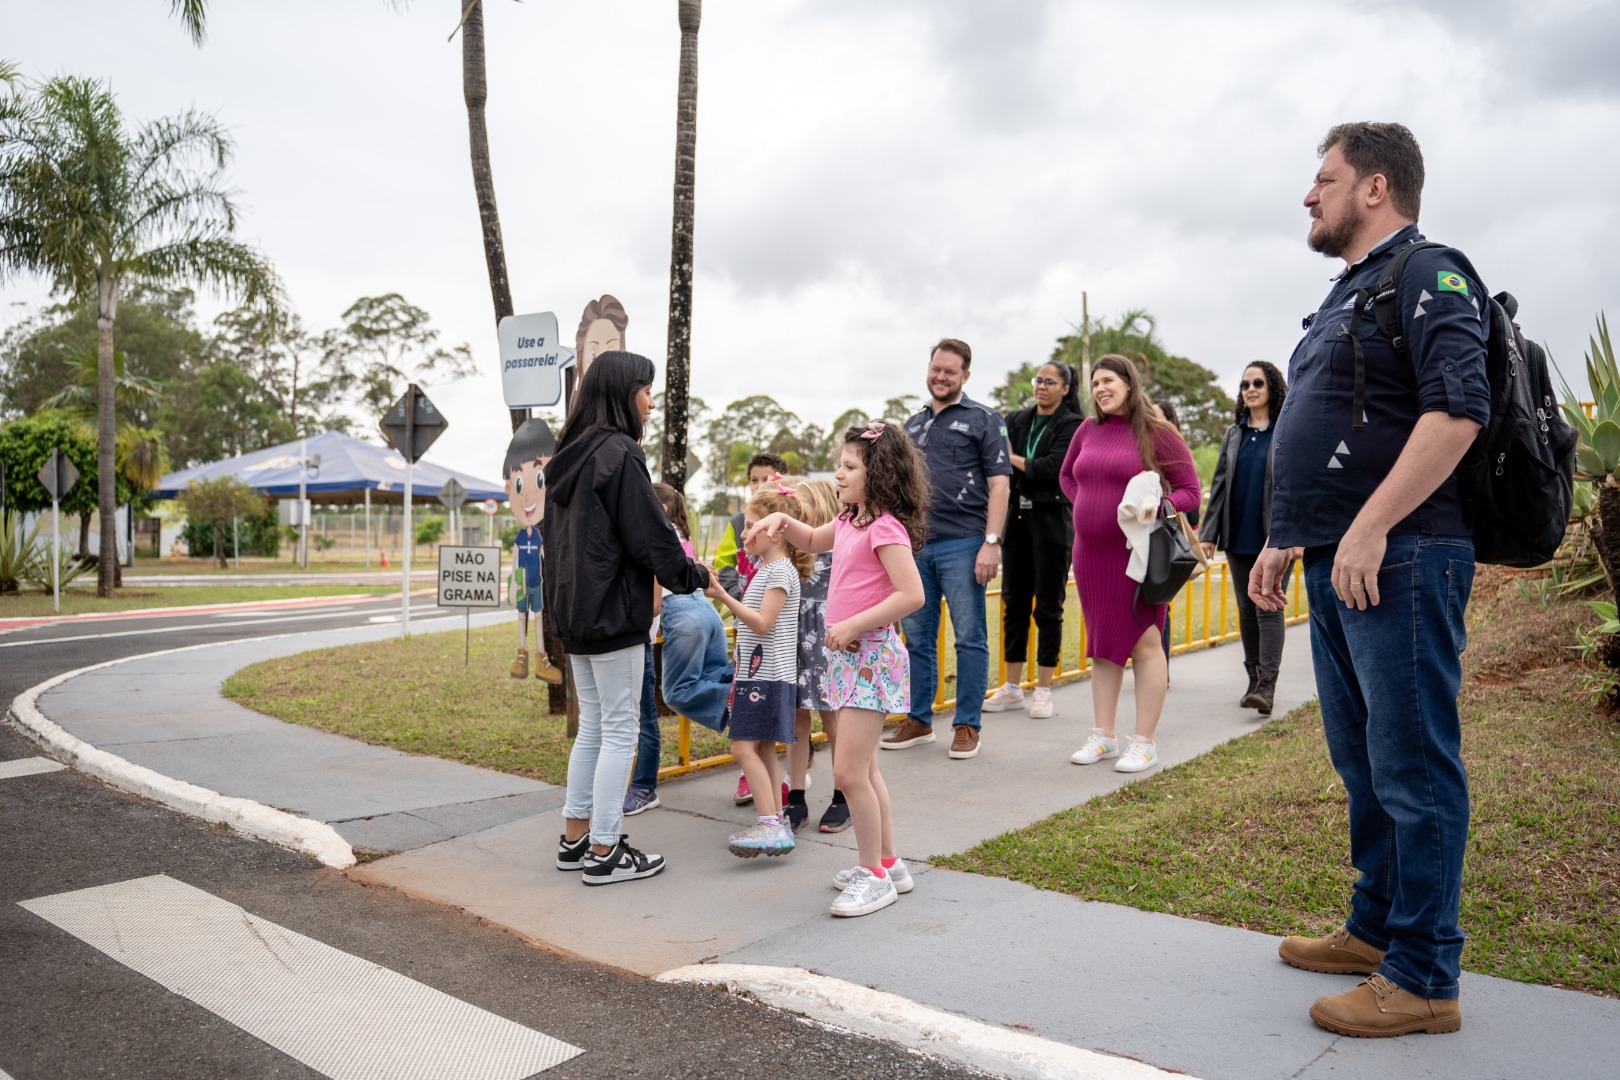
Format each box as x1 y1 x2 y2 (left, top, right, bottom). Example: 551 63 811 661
1250 122 1491 1038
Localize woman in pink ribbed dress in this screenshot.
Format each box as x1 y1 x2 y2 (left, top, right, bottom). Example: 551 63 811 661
1059 355 1201 773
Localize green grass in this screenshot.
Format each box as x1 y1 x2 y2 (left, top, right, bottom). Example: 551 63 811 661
0 583 392 618
936 568 1620 998
222 624 732 786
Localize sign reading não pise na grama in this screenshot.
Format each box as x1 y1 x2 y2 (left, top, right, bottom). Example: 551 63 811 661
437 546 502 608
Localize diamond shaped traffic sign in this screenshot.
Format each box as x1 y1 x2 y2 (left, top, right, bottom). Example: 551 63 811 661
438 477 468 510
38 448 80 500
379 383 447 464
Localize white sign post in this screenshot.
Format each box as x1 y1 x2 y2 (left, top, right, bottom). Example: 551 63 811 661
497 312 576 409
437 545 502 665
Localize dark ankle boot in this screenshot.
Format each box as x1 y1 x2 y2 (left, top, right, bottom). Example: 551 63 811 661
1243 668 1278 715
1241 663 1259 706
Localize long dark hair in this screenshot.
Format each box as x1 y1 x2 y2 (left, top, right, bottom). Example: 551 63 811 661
1091 354 1189 477
651 482 689 539
1234 360 1287 425
838 421 929 552
555 350 655 452
1038 361 1082 415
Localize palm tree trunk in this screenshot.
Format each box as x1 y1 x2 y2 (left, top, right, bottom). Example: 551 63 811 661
460 0 526 437
460 0 566 715
1595 481 1620 594
661 0 702 495
95 272 119 597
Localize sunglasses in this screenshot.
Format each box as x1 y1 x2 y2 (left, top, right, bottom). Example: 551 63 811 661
1032 377 1063 388
1241 378 1267 390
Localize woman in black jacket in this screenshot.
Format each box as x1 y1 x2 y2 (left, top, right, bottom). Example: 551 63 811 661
1200 361 1289 715
983 361 1083 719
544 351 710 885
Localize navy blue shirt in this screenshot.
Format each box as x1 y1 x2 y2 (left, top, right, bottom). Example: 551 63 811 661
1228 420 1272 556
1269 226 1491 549
905 395 1013 541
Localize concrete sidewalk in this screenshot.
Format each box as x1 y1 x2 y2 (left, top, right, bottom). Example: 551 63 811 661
22 619 1620 1079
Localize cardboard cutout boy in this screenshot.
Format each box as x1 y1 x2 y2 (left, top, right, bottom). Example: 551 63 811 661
504 418 563 684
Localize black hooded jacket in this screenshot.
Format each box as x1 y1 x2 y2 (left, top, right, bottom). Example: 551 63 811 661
542 427 710 655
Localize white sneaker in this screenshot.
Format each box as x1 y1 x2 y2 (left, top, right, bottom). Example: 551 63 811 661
1070 729 1119 765
1114 736 1159 773
829 866 899 917
1027 687 1055 718
832 857 914 894
982 683 1024 712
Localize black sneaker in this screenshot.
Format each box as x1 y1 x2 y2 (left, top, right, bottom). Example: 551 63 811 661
818 790 852 833
581 837 665 886
785 790 809 833
556 833 590 871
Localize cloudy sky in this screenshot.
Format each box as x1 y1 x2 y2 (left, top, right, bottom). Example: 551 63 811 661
5 0 1617 486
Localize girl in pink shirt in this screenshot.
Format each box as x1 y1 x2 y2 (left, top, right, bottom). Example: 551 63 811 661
749 420 928 918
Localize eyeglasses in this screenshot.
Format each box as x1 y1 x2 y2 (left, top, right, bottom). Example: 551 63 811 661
1241 378 1267 390
1032 377 1063 388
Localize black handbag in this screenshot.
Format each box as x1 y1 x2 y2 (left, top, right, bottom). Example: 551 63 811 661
1136 497 1200 607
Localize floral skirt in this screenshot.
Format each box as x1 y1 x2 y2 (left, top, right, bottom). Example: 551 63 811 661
825 624 909 715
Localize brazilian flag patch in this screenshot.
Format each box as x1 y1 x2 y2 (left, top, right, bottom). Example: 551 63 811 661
1436 270 1469 297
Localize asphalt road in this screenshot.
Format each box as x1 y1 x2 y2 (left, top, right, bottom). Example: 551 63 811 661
1 599 984 1080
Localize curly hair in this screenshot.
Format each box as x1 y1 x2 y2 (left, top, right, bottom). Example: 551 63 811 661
747 486 814 581
1234 361 1287 425
838 421 929 552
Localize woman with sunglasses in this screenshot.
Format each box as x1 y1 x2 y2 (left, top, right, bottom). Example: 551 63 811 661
984 362 1083 718
1200 361 1290 716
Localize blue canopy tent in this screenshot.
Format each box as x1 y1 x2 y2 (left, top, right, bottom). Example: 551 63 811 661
153 430 506 506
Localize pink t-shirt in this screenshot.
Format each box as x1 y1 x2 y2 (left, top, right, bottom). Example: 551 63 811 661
826 512 912 625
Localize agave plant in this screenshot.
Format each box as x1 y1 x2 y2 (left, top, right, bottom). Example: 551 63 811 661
1559 313 1620 592
0 510 42 595
22 535 91 594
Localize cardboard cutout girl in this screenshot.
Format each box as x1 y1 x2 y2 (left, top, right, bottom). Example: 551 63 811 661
504 418 563 684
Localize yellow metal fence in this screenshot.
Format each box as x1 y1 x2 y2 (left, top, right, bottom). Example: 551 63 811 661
657 559 1309 780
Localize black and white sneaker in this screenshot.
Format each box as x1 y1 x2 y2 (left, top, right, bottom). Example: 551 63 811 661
556 833 590 871
580 837 665 885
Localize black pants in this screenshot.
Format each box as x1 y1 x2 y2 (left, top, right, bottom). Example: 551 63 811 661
1224 551 1287 673
1001 502 1073 668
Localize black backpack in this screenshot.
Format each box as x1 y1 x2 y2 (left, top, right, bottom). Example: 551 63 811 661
1345 241 1577 567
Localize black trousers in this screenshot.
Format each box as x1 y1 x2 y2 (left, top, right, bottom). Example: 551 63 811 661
1224 550 1287 673
1001 502 1073 668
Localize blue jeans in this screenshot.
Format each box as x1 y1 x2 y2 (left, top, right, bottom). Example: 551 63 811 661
630 643 660 792
901 534 989 730
1305 535 1474 1000
659 591 733 732
563 644 643 847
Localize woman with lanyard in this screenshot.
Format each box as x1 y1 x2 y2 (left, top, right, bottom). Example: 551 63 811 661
1200 361 1291 716
984 361 1084 718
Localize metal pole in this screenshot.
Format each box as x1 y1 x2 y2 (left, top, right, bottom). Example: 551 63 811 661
465 607 470 666
298 437 308 569
51 497 60 613
365 487 372 568
403 463 413 638
1081 290 1091 392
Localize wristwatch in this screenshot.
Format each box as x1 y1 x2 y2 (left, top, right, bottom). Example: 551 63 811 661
983 533 1000 545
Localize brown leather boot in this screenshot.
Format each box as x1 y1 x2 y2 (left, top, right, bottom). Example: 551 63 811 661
534 650 563 685
1278 927 1385 974
1240 663 1259 706
1309 974 1461 1037
1242 668 1278 715
510 648 528 679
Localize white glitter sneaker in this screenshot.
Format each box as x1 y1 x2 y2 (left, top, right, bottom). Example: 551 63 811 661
832 857 914 894
829 865 898 917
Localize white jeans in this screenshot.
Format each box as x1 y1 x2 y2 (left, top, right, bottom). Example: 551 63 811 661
562 644 644 846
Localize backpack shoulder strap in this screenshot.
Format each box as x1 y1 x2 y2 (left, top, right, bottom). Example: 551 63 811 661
1348 240 1443 431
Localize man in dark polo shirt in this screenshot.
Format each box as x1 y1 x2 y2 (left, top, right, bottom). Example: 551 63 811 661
1251 122 1489 1038
884 338 1011 760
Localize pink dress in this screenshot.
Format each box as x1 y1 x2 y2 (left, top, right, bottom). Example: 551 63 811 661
1059 417 1201 666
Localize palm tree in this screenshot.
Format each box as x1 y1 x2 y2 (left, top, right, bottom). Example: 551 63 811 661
0 74 276 595
661 0 702 494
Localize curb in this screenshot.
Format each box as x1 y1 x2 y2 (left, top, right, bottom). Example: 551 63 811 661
5 636 356 870
656 964 1195 1080
0 590 418 633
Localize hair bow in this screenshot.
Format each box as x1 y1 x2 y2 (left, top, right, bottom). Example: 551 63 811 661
860 420 886 440
773 481 797 496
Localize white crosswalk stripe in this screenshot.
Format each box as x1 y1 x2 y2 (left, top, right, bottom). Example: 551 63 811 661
0 757 66 780
20 876 582 1079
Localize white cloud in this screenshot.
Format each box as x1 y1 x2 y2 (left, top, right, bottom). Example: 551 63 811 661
3 0 1616 488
